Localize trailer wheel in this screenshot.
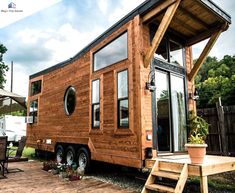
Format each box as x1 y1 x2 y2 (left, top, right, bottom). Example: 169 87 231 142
56 145 64 163
77 147 90 172
66 146 76 165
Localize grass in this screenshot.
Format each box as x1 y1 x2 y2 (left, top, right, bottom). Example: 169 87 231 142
8 146 35 159
189 173 235 192
22 147 35 158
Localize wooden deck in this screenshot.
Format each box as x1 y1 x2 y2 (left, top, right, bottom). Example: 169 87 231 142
0 161 135 193
145 154 235 193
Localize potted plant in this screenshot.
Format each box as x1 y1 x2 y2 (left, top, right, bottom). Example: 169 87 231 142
185 111 209 164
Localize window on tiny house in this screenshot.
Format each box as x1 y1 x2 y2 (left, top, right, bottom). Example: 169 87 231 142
155 38 169 62
29 100 38 123
64 86 76 116
154 39 184 67
117 70 129 128
31 80 42 96
169 41 184 67
93 32 128 71
92 79 100 128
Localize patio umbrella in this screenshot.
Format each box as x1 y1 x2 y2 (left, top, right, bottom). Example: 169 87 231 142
0 88 26 108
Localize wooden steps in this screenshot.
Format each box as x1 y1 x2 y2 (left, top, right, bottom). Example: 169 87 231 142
141 161 188 193
152 171 180 180
145 184 175 192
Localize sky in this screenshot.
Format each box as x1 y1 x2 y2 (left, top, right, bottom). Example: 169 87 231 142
0 0 234 98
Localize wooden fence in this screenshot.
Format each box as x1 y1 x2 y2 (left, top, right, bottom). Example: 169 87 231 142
197 104 235 156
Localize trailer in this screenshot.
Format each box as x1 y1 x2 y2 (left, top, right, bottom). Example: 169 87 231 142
27 0 231 171
0 115 26 144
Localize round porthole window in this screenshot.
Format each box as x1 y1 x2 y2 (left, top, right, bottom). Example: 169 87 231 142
64 86 76 115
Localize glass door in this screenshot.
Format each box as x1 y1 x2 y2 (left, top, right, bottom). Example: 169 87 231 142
155 70 171 152
154 69 187 152
170 74 187 151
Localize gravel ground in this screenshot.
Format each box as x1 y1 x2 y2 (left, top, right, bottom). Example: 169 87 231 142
87 161 235 193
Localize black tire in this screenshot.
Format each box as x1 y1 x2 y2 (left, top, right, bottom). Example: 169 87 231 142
77 147 90 172
66 146 76 165
56 145 64 163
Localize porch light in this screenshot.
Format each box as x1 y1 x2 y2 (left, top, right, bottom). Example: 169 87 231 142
146 80 156 92
189 89 199 101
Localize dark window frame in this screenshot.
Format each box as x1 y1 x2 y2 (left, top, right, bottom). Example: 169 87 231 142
117 69 129 128
93 31 128 72
92 79 100 128
31 80 42 96
29 99 38 123
64 86 76 116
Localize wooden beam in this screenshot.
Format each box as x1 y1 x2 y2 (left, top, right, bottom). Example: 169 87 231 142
144 0 181 68
142 0 177 23
152 20 187 44
178 7 209 30
173 16 198 36
186 23 228 46
188 30 222 81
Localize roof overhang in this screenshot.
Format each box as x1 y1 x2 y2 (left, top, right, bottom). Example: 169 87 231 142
141 0 231 47
142 0 231 75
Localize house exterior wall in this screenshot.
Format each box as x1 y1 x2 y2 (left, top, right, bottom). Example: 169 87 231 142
27 15 144 168
27 13 193 169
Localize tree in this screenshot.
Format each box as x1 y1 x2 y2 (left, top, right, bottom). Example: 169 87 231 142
195 55 235 107
0 43 9 89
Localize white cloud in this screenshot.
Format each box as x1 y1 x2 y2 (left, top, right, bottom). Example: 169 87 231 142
0 0 62 28
44 23 105 65
98 0 109 14
4 23 106 97
108 0 145 23
16 28 50 44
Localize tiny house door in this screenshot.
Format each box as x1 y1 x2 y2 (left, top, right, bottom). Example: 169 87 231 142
155 70 171 152
154 68 187 152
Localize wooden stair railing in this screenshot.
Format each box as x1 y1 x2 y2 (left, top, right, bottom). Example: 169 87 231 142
141 161 188 193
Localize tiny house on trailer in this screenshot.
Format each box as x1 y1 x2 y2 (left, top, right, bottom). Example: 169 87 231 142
27 0 231 170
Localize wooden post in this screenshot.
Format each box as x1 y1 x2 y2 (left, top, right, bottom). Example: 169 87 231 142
188 30 222 81
143 0 181 68
216 97 227 155
200 176 208 193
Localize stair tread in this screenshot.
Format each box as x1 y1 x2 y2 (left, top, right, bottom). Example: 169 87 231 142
146 184 175 192
152 170 180 180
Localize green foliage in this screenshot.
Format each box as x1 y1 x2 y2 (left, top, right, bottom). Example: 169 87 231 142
6 110 27 116
195 55 235 107
188 111 209 144
8 147 35 159
0 43 9 89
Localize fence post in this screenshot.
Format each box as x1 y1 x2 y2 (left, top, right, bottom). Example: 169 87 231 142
216 97 227 155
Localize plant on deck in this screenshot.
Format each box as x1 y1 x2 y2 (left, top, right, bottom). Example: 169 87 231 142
188 111 209 144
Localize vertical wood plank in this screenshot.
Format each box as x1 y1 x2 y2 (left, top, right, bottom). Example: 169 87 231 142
216 98 227 155
200 176 208 193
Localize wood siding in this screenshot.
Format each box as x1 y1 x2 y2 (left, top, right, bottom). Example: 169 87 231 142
27 16 144 168
27 15 194 169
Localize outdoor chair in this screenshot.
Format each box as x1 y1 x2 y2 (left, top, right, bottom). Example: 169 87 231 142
0 136 8 178
4 136 28 174
8 136 28 162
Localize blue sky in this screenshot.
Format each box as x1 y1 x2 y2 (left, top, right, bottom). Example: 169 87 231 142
0 0 234 98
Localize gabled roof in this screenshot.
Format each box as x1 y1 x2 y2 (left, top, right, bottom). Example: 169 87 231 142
30 0 231 79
